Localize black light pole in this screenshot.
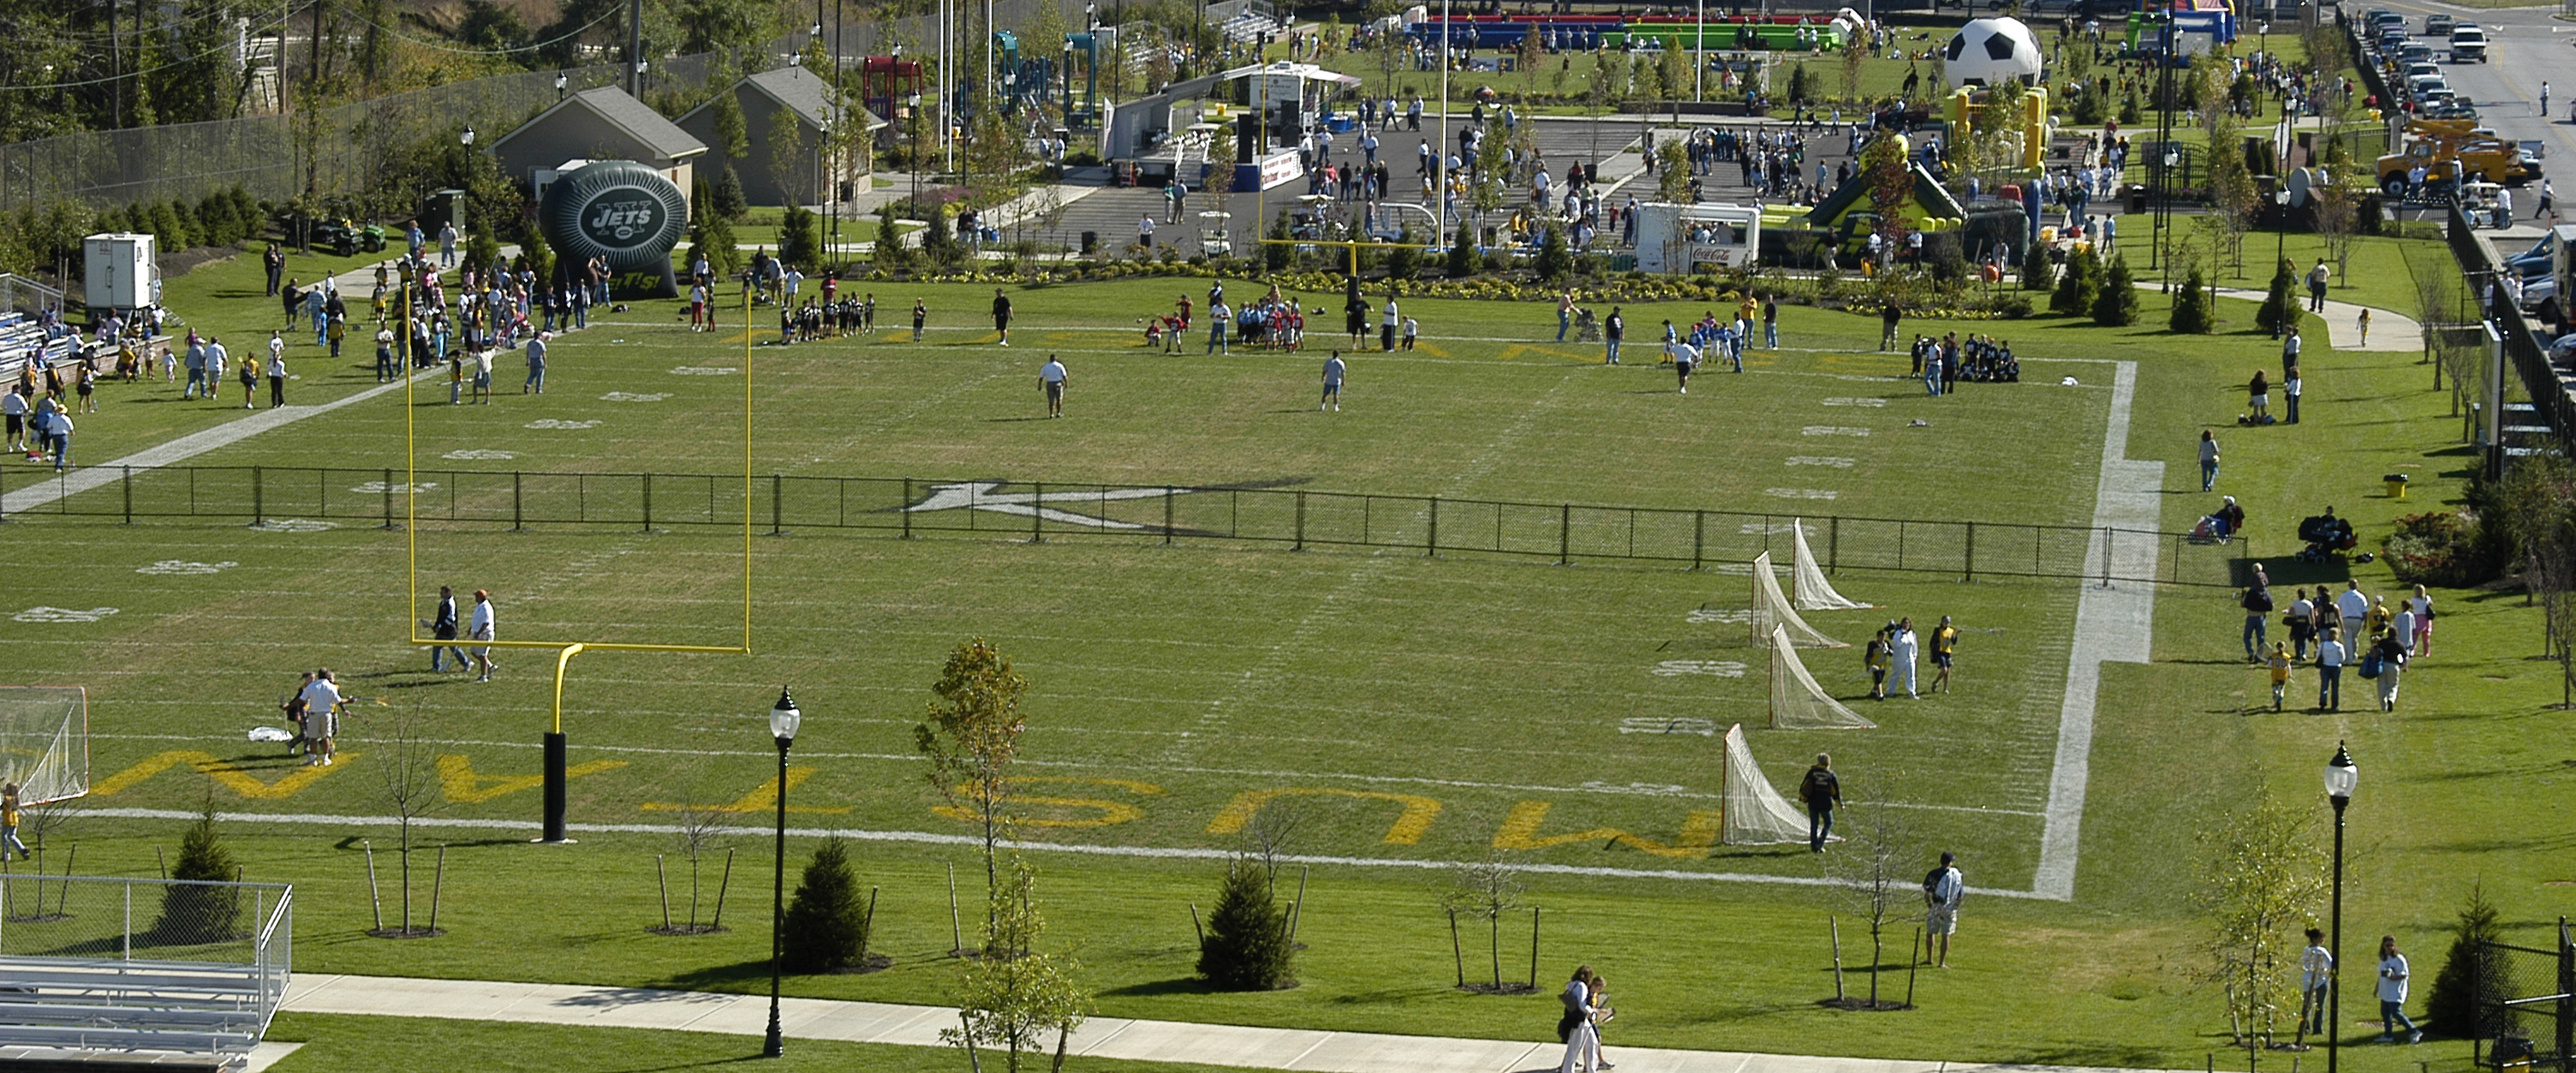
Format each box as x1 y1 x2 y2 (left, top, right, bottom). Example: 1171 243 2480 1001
763 688 802 1059
2325 742 2358 1073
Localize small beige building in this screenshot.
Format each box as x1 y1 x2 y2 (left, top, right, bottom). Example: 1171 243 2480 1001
676 65 886 207
491 86 708 194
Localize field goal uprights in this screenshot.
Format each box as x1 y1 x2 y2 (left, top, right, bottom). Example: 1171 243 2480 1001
399 287 761 843
0 688 90 807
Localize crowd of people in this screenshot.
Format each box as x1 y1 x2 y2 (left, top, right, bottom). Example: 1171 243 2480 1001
2239 571 2433 713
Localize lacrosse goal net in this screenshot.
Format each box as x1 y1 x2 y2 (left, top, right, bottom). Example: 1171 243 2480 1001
1721 723 1829 845
1750 551 1845 648
0 687 89 805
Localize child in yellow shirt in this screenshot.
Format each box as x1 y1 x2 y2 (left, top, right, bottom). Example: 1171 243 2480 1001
2269 641 2293 712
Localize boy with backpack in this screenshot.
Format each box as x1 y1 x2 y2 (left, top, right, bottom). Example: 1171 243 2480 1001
1923 851 1963 968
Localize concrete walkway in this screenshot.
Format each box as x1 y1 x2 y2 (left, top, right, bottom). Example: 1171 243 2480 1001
282 972 2174 1073
2132 282 2422 353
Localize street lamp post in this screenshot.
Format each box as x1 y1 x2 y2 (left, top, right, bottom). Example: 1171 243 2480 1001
2325 743 2358 1073
762 688 802 1059
2275 187 2292 270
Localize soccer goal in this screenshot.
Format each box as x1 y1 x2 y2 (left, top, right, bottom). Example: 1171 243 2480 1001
0 687 90 805
1750 551 1845 648
1768 626 1876 730
1720 724 1832 845
1790 519 1872 611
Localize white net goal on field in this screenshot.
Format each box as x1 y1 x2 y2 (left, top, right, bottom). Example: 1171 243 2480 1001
1750 551 1844 648
1722 723 1824 845
1791 519 1872 611
1768 626 1877 730
0 687 88 805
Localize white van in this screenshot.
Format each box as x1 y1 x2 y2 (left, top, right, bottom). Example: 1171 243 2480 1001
2450 25 2488 63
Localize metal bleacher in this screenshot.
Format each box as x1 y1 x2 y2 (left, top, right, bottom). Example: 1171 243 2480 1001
0 877 292 1070
0 312 85 385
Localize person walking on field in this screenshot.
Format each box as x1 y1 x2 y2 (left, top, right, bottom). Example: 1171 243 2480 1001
2299 927 2334 1041
1930 615 1959 693
992 289 1013 347
468 590 498 683
2376 935 2422 1044
1380 295 1399 353
1864 625 1892 700
2308 259 2331 313
2316 629 2346 712
2199 431 2221 492
1889 617 1921 699
1040 355 1068 418
1321 350 1345 411
1798 754 1840 853
265 344 288 408
1603 307 1624 365
2268 641 2293 712
911 299 927 343
2409 584 2436 655
426 585 469 672
2337 581 2369 644
1923 851 1963 968
2369 629 2407 711
2241 581 2274 663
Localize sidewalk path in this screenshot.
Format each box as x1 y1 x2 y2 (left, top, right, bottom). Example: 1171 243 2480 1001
283 972 2178 1073
0 367 442 518
2133 282 2421 353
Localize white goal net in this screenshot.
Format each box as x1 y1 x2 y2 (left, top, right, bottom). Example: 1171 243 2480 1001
1722 723 1826 845
1791 520 1872 611
1769 626 1877 730
1750 551 1845 648
0 687 89 805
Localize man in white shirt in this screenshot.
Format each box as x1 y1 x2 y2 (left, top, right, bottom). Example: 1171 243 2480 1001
2299 927 2334 1040
1138 215 1155 249
2335 581 2369 645
1923 851 1963 967
1321 350 1345 411
1380 297 1399 352
263 332 286 408
2 385 24 455
468 589 498 682
298 669 344 766
1889 617 1921 699
1040 356 1068 418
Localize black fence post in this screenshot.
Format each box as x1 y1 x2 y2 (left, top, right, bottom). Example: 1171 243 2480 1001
902 478 914 539
642 473 654 532
382 468 397 530
121 465 133 524
512 471 523 531
2557 916 2573 1073
251 466 264 528
1557 504 1571 566
1294 491 1307 551
771 474 784 536
1163 486 1175 545
1964 521 1976 582
1030 481 1045 543
1828 516 1840 573
1427 497 1440 557
1692 510 1704 571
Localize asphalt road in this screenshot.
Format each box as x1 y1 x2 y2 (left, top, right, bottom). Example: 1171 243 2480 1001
2364 0 2576 188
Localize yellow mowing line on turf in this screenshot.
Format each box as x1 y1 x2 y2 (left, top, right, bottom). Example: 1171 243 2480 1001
402 282 756 736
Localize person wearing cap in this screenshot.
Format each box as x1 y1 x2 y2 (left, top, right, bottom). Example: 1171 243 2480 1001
468 589 498 682
2214 496 2245 542
1924 851 1963 967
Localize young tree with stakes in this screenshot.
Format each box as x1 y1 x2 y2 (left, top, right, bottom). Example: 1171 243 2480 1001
375 708 443 937
1823 796 1916 1010
944 860 1091 1073
2195 796 2328 1052
916 638 1030 945
1442 855 1526 993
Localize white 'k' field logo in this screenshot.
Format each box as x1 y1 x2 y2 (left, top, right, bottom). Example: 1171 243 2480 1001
903 481 1190 531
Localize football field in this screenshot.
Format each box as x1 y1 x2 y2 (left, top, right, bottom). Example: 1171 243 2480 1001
9 278 2135 895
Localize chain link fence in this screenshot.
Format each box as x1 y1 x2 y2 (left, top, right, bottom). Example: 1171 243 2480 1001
2474 921 2575 1073
1 462 2245 587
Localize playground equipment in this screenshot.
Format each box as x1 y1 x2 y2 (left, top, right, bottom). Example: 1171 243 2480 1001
1941 84 2051 171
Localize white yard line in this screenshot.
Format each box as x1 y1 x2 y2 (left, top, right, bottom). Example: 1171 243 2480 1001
2031 361 2160 902
71 806 2044 898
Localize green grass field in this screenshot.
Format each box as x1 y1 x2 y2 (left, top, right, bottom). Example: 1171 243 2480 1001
6 245 2572 1072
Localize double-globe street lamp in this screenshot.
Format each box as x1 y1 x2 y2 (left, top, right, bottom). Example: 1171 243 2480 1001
763 688 802 1058
2325 743 2358 1073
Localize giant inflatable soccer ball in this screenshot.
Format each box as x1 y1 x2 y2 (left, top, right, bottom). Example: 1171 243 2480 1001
1943 17 2042 89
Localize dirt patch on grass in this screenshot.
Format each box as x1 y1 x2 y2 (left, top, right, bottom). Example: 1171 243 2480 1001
159 244 247 281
